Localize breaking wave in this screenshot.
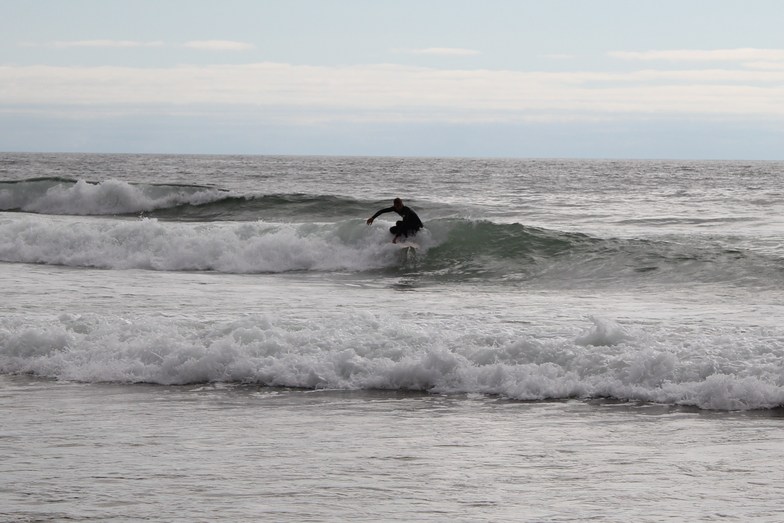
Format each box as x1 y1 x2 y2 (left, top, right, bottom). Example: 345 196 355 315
0 211 780 289
1 313 782 411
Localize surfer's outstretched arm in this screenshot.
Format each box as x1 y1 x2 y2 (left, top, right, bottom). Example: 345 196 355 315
366 206 394 225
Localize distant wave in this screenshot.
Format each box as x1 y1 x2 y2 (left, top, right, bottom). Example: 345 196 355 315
0 177 371 222
1 313 782 411
149 194 371 222
0 177 230 216
0 213 780 288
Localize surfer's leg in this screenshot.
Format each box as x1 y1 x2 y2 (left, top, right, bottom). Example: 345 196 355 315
390 222 404 235
401 226 419 238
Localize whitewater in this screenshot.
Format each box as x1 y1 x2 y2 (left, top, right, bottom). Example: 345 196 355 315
2 153 783 522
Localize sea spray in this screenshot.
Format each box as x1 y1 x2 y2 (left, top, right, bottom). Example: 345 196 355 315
575 316 631 346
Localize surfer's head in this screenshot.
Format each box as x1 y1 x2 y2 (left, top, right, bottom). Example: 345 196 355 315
393 198 403 210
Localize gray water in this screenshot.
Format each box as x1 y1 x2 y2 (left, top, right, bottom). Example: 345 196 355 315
2 154 784 521
3 376 784 523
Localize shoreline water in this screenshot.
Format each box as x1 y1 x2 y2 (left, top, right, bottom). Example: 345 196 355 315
3 375 784 522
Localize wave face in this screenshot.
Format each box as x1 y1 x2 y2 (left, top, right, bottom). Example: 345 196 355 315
1 313 782 411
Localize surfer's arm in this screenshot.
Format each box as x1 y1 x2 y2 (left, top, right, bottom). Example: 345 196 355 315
366 206 394 224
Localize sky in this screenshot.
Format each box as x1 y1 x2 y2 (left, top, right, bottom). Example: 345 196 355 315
2 0 784 159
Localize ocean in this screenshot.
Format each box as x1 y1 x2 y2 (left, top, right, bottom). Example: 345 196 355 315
1 153 783 521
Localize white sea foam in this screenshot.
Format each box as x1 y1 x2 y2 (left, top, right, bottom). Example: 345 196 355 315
0 214 416 272
1 314 782 411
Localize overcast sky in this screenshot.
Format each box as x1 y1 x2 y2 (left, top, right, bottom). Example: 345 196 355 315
2 0 784 159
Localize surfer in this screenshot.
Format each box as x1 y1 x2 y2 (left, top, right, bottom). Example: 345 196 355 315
366 198 423 243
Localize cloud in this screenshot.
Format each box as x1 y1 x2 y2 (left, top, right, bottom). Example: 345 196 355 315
397 47 480 57
2 62 784 124
610 48 784 63
740 61 784 71
184 40 256 51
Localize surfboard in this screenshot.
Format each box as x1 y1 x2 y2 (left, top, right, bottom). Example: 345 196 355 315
396 241 419 263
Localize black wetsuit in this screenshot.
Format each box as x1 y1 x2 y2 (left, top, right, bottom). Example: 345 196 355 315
370 205 423 238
